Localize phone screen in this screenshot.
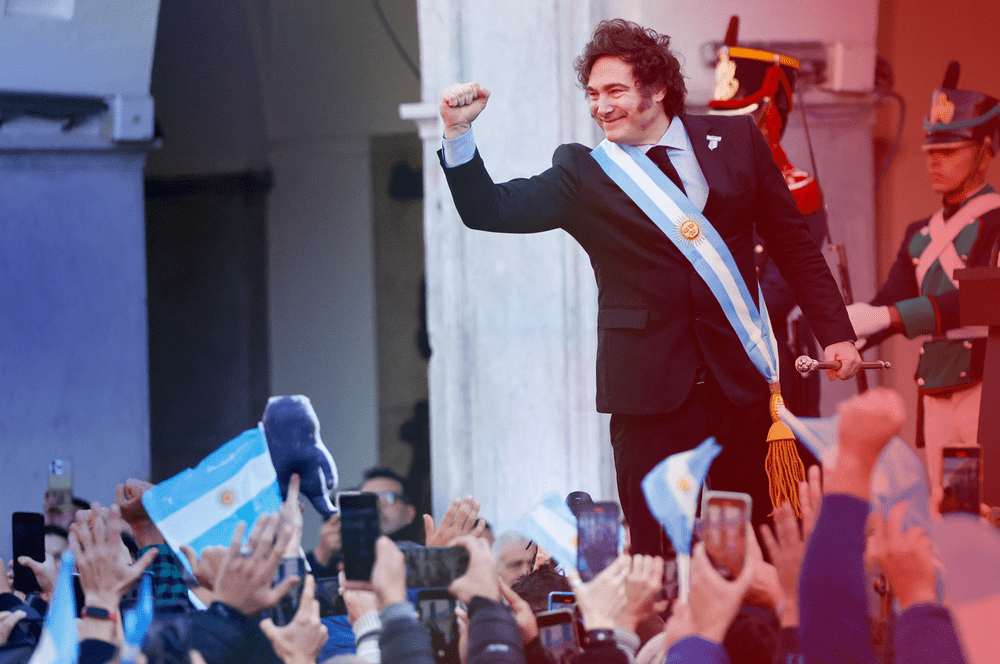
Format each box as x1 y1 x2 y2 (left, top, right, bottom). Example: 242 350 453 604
339 492 380 581
700 492 750 580
13 512 45 594
547 591 575 612
404 546 470 588
577 502 620 582
941 448 981 515
417 590 459 664
536 609 581 664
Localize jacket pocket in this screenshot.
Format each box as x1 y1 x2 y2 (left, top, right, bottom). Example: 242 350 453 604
598 307 648 330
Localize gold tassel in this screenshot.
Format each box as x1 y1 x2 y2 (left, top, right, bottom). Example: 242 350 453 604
765 383 805 516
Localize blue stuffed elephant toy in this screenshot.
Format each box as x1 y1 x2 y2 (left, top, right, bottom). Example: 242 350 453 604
262 395 339 517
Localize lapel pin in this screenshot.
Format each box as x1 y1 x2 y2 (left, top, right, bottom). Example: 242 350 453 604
707 135 722 151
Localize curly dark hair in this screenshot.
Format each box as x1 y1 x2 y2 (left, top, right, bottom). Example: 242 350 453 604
574 19 687 118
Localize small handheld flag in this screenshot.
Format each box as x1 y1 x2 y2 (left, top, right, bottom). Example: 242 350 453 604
642 437 722 600
142 426 281 567
27 551 78 664
514 492 580 570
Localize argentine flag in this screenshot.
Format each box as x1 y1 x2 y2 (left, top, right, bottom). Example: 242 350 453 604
779 407 931 532
27 551 78 664
779 408 840 470
642 437 722 600
515 492 579 570
142 426 281 563
121 574 154 664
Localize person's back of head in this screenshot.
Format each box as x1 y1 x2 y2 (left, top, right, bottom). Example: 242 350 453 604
509 561 571 614
722 605 780 664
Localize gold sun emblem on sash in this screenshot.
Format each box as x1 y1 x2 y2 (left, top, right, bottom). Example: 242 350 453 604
675 219 703 245
678 478 691 491
930 92 955 125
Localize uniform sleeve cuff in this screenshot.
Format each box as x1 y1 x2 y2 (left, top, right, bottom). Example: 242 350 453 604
895 296 938 337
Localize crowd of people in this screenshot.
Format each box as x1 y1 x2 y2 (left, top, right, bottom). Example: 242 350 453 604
0 389 991 664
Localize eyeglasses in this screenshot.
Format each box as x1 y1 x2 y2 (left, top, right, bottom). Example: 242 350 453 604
366 491 407 505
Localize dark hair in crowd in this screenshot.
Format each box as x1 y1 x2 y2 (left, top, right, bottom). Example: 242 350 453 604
509 561 572 614
574 19 687 118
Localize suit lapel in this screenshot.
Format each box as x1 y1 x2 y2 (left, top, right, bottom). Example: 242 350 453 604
680 114 727 221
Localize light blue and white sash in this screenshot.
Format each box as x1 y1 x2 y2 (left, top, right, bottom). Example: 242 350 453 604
591 139 779 384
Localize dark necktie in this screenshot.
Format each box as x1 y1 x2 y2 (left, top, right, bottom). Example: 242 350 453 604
646 145 687 195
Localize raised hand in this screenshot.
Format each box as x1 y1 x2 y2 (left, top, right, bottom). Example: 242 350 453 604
278 473 304 558
259 575 329 664
567 554 630 630
867 502 937 610
314 513 341 567
448 535 500 604
831 389 905 499
616 554 665 632
424 495 485 546
759 503 806 627
15 553 58 603
368 536 407 610
498 578 538 644
688 542 755 644
213 515 299 616
70 505 158 614
440 83 491 139
0 610 26 646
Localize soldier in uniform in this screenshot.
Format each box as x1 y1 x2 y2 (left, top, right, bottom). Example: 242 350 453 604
847 62 1000 500
708 16 828 417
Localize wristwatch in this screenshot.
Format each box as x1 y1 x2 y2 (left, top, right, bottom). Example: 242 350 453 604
80 606 118 622
583 628 615 648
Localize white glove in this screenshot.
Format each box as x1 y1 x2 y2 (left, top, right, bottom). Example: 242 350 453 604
846 302 891 338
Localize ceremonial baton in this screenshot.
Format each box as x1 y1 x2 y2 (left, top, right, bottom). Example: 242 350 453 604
794 355 891 375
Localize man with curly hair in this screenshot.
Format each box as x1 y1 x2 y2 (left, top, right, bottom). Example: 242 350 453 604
437 19 860 554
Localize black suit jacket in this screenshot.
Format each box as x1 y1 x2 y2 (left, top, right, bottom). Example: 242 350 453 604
441 113 855 414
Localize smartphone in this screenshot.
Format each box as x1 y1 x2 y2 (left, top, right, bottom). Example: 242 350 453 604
699 491 751 580
941 447 982 515
338 492 380 581
403 546 470 588
417 589 460 664
312 573 348 617
547 591 575 612
577 501 620 582
536 609 581 664
661 557 679 600
48 459 74 514
12 512 45 594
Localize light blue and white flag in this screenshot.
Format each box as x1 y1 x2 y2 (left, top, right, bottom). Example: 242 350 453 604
515 492 580 570
642 437 722 602
27 551 78 664
778 408 840 470
121 573 154 664
142 426 281 565
870 437 931 533
642 437 722 557
780 406 931 531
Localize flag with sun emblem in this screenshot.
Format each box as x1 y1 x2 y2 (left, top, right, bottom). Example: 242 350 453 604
515 492 580 570
142 426 281 563
642 437 721 557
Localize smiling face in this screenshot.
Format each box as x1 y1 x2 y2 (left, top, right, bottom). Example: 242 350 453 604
586 56 670 146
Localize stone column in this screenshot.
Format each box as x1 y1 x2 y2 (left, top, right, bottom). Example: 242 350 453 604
409 0 616 532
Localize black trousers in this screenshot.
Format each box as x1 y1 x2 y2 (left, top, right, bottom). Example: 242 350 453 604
610 375 818 557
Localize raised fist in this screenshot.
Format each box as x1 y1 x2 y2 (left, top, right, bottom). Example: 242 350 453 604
440 82 490 139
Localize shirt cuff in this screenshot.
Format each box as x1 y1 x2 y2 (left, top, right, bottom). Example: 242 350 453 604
442 128 476 167
353 609 383 639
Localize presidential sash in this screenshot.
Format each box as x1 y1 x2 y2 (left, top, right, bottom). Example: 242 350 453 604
591 139 806 514
590 139 780 385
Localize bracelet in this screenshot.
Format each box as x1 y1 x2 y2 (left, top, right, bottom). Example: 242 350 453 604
80 606 118 622
583 629 615 648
